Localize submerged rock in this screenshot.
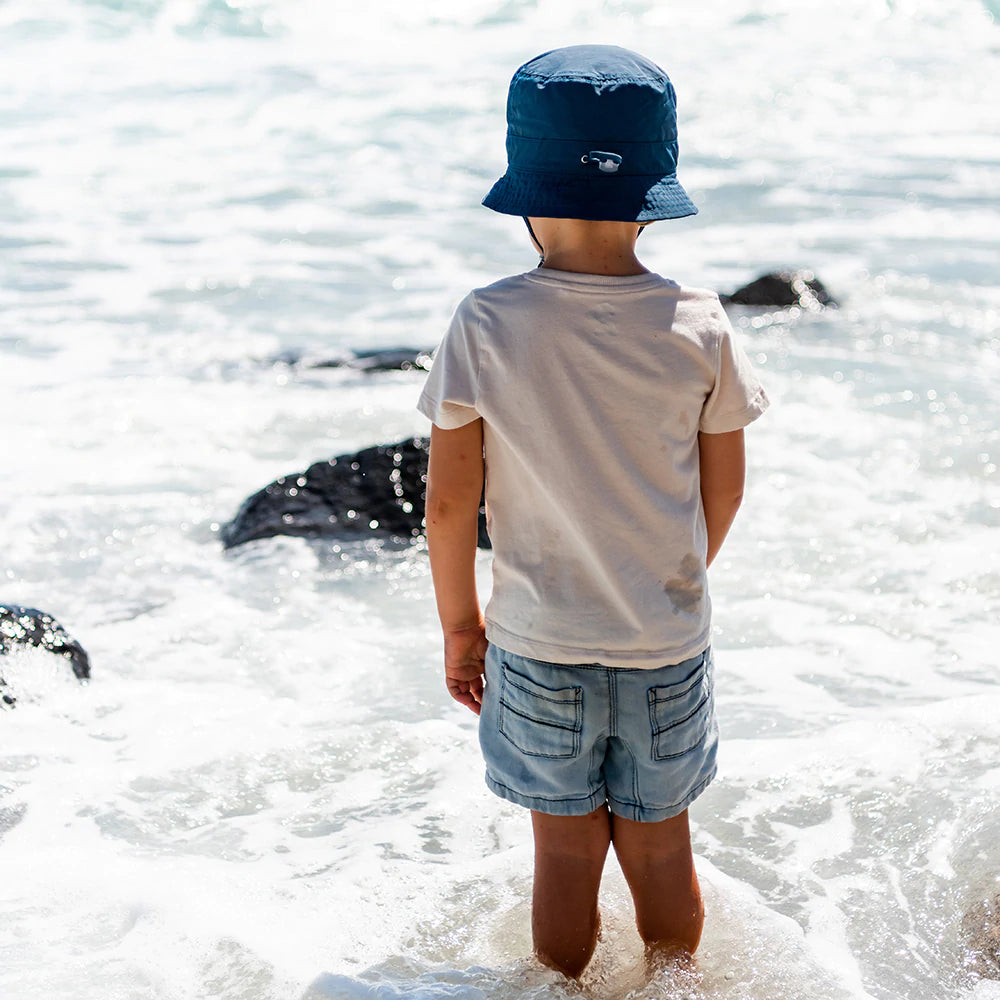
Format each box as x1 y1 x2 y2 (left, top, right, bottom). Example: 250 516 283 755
0 788 26 839
723 271 836 310
221 437 490 551
0 605 91 708
963 894 1000 980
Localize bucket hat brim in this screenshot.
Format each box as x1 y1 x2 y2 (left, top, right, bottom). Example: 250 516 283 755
482 167 697 222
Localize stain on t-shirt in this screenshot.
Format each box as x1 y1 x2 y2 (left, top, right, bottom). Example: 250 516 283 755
662 553 703 614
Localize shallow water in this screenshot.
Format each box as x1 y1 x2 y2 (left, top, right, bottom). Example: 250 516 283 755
2 1 999 998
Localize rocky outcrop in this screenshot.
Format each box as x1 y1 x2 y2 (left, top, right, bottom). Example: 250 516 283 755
0 605 91 708
221 437 490 551
723 271 836 310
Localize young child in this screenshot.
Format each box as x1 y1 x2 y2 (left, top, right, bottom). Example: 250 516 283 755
417 44 768 980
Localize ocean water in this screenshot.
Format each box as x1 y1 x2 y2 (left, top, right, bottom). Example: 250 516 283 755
2 1 999 998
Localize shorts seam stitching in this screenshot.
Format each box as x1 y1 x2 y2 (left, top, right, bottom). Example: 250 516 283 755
607 766 717 818
503 675 583 706
499 699 582 734
650 696 710 760
486 773 602 805
646 664 706 704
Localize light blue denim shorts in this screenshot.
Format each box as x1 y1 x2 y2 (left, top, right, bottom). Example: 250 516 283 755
479 643 718 822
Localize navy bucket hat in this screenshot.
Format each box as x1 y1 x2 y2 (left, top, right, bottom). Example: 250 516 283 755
482 44 698 223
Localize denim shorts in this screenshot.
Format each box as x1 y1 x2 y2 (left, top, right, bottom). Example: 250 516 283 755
478 643 718 822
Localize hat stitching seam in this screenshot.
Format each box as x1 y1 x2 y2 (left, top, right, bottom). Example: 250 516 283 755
506 136 677 145
517 72 667 84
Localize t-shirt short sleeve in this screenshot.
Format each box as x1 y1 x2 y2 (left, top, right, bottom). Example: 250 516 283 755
416 293 482 429
698 300 770 434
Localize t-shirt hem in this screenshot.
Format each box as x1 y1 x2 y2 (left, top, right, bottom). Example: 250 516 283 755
416 390 480 429
699 385 770 434
485 619 712 669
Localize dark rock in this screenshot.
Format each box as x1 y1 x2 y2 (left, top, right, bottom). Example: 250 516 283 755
309 348 433 373
0 605 91 708
272 347 433 374
722 271 836 310
221 437 490 551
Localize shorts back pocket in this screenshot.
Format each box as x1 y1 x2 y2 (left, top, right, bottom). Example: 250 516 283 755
499 661 583 759
647 654 712 761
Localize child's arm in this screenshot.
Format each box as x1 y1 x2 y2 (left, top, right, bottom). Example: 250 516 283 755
426 420 488 715
698 428 746 567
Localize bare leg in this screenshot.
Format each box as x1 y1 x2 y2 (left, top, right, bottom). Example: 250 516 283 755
531 806 611 978
611 809 704 957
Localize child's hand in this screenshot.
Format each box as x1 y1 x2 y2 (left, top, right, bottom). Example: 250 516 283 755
443 622 488 715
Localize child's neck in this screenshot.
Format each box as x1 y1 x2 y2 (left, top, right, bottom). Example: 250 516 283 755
529 218 649 277
541 249 647 276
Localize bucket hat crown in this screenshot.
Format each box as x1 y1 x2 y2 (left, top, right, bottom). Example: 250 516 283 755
482 44 697 223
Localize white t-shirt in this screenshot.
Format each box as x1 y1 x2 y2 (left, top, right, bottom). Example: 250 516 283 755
417 267 769 668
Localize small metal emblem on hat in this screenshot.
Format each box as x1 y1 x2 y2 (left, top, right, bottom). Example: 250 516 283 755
582 151 623 173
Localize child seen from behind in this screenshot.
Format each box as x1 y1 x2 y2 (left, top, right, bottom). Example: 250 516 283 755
418 44 769 979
